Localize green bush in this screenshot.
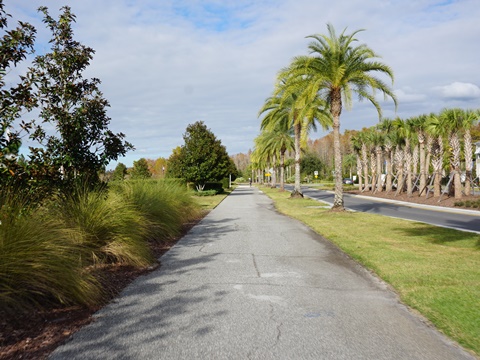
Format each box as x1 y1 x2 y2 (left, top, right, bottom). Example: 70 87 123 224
204 182 224 194
114 179 201 242
194 190 217 196
51 185 153 267
0 189 101 314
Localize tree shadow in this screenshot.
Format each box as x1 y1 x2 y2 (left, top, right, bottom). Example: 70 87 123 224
392 223 480 248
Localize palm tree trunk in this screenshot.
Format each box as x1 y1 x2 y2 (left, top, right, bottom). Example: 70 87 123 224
292 122 303 197
271 154 277 188
449 132 462 199
280 150 285 191
361 143 368 191
376 145 383 192
385 145 393 192
405 138 413 196
419 133 427 196
331 92 344 210
370 150 377 192
356 155 363 191
464 130 473 196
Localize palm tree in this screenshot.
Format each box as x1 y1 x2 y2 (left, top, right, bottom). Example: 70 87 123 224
377 118 395 192
440 108 463 199
350 133 363 191
425 113 445 197
461 109 480 195
261 73 331 197
255 125 295 191
279 24 397 210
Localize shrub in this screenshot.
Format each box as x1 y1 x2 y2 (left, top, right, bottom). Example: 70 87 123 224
194 190 217 196
114 179 201 242
0 189 101 314
51 185 153 267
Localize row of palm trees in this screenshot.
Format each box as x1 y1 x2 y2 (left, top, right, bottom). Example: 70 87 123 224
351 109 479 200
254 24 397 210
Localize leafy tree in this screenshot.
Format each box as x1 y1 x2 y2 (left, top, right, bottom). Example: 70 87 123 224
170 121 236 189
280 24 397 209
0 2 36 184
166 146 184 178
26 6 133 189
130 158 151 179
112 162 127 181
301 153 324 179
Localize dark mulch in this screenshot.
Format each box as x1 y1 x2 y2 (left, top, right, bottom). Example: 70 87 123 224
0 218 203 360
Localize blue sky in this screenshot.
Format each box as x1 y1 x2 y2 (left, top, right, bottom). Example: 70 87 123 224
6 0 480 169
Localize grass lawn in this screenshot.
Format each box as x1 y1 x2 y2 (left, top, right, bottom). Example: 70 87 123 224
192 189 231 210
260 186 480 356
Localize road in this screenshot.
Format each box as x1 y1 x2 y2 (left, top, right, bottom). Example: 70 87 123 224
50 186 475 359
288 186 480 234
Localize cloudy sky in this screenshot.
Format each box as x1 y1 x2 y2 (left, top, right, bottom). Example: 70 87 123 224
6 0 480 169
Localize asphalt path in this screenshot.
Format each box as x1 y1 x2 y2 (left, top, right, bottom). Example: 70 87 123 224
287 186 480 234
50 186 475 359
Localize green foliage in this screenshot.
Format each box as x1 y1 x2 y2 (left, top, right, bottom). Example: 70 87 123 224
113 179 201 242
194 190 217 196
51 185 153 267
112 162 127 181
130 158 151 179
0 177 202 313
0 186 101 314
0 4 36 187
7 6 132 192
168 121 237 187
300 153 324 178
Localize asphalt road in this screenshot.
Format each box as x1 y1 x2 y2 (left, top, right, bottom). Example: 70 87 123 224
50 186 475 359
289 186 480 234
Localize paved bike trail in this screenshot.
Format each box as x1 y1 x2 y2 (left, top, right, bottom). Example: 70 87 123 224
50 186 475 359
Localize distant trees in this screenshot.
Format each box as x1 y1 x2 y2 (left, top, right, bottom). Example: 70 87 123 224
112 163 127 181
130 158 151 179
167 121 237 189
348 109 480 200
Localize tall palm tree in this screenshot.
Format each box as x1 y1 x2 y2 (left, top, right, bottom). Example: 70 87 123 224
261 73 331 197
255 125 294 191
440 108 463 199
425 113 445 197
461 109 480 195
377 118 395 192
279 24 397 210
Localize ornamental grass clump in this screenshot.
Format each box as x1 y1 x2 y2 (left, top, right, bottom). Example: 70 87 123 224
51 185 154 267
114 179 201 242
0 188 101 314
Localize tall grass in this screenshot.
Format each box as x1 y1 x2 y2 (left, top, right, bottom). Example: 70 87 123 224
0 189 101 314
113 179 201 242
1 178 202 313
51 185 154 267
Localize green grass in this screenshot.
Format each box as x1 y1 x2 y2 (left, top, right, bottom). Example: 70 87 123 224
260 186 480 356
193 188 231 210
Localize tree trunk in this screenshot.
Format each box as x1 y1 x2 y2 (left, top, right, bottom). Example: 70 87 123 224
271 154 277 189
464 130 473 196
279 150 285 191
385 146 393 192
356 155 363 191
331 91 344 210
376 145 383 192
419 133 426 196
405 139 413 197
292 122 303 197
361 143 368 191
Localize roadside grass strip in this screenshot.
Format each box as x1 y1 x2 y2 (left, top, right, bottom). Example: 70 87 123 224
261 187 480 356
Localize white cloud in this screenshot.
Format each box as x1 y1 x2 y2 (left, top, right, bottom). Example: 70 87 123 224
436 82 480 100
